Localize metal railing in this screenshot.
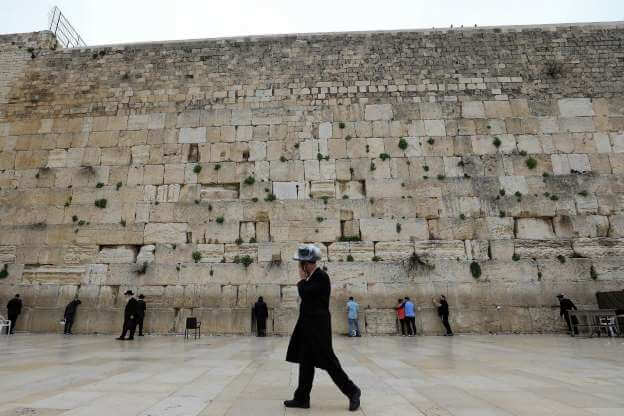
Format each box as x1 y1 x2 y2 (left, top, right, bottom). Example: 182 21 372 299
48 6 87 48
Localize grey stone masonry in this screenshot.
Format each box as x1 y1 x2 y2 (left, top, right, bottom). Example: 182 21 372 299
1 23 624 335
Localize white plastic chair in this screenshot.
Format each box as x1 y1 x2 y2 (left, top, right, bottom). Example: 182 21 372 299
0 315 11 335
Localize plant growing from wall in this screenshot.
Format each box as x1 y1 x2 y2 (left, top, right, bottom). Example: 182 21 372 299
396 223 402 233
346 255 354 262
0 264 8 279
370 161 376 171
526 157 537 169
235 238 243 245
280 156 287 162
120 219 126 227
216 216 224 224
116 182 122 190
94 199 107 208
398 138 408 150
372 256 382 262
379 153 390 161
470 261 482 279
519 150 527 157
64 196 72 207
72 215 78 222
578 190 588 197
403 252 434 273
193 164 202 174
557 255 566 264
427 138 435 145
339 122 346 129
265 193 276 202
192 251 202 263
512 253 520 261
244 176 255 185
96 182 104 188
590 265 598 280
214 163 221 170
493 137 502 148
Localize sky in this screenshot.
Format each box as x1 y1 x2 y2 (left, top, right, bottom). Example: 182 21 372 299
1 0 623 46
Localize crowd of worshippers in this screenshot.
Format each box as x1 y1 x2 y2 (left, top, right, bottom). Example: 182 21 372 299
3 292 580 336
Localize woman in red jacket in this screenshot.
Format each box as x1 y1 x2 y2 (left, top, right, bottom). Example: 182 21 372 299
395 298 406 336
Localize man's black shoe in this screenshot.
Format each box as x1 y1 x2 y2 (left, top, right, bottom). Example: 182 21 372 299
116 337 126 340
127 337 134 340
349 387 361 411
284 399 310 409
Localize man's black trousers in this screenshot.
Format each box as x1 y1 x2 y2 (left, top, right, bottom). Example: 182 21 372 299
64 315 74 334
257 318 266 336
406 316 416 335
120 318 137 339
398 318 407 335
294 359 357 402
136 317 144 336
441 314 452 334
7 314 18 334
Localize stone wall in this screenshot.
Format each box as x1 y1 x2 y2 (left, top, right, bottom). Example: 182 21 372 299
1 24 624 335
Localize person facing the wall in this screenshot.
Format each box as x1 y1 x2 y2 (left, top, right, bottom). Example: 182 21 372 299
63 298 81 335
395 298 406 336
116 290 139 341
346 296 360 337
284 244 361 411
557 294 578 335
6 294 22 335
403 297 416 337
253 296 268 337
433 295 453 336
136 294 146 336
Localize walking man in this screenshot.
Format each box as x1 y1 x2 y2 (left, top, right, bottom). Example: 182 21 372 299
116 290 139 340
346 296 360 337
285 244 361 411
63 298 81 335
136 294 146 336
404 297 416 336
395 298 406 336
6 294 22 334
253 296 268 337
433 295 453 336
557 294 578 335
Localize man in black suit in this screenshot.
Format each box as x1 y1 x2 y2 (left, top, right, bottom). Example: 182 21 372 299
284 244 361 412
6 294 22 334
116 290 139 340
136 294 146 336
557 294 578 334
253 296 268 337
63 298 81 335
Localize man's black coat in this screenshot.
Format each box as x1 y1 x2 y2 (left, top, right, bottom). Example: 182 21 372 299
286 267 339 370
124 297 139 320
7 298 22 315
559 298 577 316
253 300 268 320
136 299 146 319
64 300 81 319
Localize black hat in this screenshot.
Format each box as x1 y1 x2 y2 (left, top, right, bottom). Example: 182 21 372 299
138 294 145 299
124 290 134 296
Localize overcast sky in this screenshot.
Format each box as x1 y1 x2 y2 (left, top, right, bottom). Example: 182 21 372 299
1 0 623 46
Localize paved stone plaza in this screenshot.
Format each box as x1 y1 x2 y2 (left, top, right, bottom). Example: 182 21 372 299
1 334 623 416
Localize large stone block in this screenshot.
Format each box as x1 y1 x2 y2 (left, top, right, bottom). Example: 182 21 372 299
360 218 428 241
364 104 393 121
515 218 555 240
144 223 188 244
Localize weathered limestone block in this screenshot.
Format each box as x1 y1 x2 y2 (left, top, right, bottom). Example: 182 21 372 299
558 98 594 117
360 218 428 241
513 239 574 259
608 215 624 237
224 244 258 262
200 184 239 200
475 217 514 240
414 240 466 259
489 240 514 260
310 180 336 198
200 221 240 244
0 245 16 262
63 244 98 265
22 265 86 284
515 218 555 240
572 238 624 258
144 223 188 244
553 215 608 238
462 101 486 118
365 104 393 121
273 181 300 200
365 309 397 334
374 241 413 261
465 240 490 261
336 181 365 199
137 245 156 264
76 224 144 245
